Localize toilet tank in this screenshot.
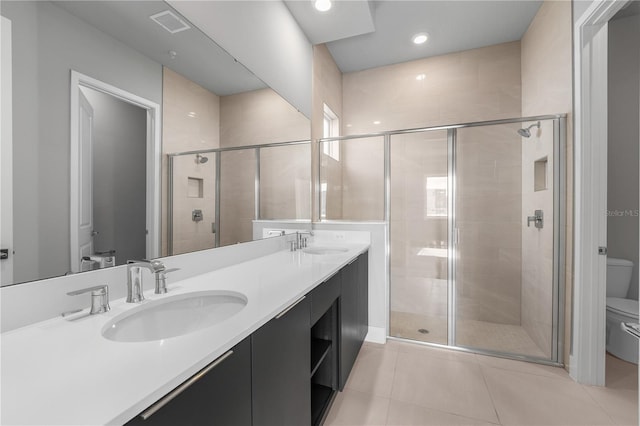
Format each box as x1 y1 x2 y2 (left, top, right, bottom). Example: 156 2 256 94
607 257 634 298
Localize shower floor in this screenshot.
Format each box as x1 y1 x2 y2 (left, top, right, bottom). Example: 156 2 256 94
390 310 546 358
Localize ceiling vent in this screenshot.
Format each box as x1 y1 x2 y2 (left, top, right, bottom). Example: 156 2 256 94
149 10 191 34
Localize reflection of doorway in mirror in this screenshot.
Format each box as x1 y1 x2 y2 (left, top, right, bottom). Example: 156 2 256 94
80 86 147 268
1 16 13 286
70 71 161 273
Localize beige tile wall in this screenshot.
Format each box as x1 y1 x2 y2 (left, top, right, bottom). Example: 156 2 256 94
162 67 220 256
220 88 310 148
520 0 573 364
520 120 555 358
260 144 311 220
342 41 522 136
455 124 523 329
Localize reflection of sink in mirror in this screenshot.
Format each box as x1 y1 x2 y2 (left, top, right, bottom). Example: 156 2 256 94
302 247 349 255
102 291 247 343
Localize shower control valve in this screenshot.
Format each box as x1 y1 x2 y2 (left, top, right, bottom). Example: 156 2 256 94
527 210 544 229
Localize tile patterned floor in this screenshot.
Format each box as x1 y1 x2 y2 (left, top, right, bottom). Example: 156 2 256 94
325 341 638 426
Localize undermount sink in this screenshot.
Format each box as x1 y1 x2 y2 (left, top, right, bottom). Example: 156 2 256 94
102 291 247 343
302 247 349 255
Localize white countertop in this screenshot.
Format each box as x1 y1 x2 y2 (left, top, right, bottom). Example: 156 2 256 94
0 243 369 425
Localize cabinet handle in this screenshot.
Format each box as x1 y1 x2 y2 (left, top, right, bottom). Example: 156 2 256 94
276 296 306 319
139 350 234 420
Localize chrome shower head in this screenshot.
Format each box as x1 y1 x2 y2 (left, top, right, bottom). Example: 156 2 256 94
195 154 208 164
517 121 540 138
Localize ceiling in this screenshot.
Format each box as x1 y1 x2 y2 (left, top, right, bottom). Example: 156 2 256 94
286 0 543 73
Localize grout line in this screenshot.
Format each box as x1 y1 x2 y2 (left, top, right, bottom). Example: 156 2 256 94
580 384 626 426
385 345 400 425
478 364 504 426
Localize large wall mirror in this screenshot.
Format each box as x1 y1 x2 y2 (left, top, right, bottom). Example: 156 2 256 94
0 0 311 287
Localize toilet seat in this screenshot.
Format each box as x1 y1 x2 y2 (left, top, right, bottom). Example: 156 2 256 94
606 297 639 320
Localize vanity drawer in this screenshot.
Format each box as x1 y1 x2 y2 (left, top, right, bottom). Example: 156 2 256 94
310 273 340 325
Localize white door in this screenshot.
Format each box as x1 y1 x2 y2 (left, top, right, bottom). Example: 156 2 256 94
72 90 95 272
0 16 13 286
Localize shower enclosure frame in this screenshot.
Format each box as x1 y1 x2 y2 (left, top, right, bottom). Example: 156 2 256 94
167 139 312 255
318 113 567 366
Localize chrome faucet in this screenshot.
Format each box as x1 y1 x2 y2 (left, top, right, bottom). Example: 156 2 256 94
291 231 314 251
126 259 180 301
66 285 110 315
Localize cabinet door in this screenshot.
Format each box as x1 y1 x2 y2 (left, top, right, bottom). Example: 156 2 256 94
339 259 360 390
252 296 311 426
126 337 252 426
358 251 369 342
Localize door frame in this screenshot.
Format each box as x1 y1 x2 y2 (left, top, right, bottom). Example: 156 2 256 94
1 16 13 286
70 71 161 272
571 0 630 386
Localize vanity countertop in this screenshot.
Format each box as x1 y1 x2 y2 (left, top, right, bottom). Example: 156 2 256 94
0 243 369 425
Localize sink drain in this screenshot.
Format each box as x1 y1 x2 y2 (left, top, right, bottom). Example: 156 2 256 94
418 328 429 334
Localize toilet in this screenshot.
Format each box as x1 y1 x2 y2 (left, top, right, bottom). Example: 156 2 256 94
606 257 638 364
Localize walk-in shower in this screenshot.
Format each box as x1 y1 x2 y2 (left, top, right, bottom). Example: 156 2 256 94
319 114 566 364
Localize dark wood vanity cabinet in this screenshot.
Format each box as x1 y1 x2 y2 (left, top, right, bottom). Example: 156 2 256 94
124 250 369 426
339 252 369 390
125 337 252 426
251 296 311 426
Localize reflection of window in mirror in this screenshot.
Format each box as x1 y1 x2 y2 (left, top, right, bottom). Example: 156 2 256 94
323 104 339 161
425 176 447 218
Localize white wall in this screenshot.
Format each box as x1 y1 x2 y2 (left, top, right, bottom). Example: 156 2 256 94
607 13 640 300
0 1 162 284
168 1 312 119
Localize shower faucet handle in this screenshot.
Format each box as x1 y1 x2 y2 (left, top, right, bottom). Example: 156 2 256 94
527 210 544 229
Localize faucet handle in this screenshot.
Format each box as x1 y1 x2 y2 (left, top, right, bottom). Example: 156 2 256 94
67 285 110 315
155 268 180 294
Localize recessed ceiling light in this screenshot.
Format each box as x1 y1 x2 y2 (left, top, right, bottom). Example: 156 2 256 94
412 33 429 45
373 120 381 125
416 74 426 81
314 0 332 12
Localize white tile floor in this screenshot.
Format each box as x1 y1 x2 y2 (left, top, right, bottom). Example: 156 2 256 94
325 341 639 426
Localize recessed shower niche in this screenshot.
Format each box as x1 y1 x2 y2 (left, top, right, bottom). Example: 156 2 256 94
534 157 548 192
187 177 204 198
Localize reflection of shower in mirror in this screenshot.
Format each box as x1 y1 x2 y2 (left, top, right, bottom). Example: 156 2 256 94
195 154 209 164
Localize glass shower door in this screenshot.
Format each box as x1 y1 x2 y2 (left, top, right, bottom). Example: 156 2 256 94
453 120 556 360
389 130 449 344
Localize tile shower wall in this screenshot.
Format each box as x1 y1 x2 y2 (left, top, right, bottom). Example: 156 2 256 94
520 0 572 361
162 67 220 256
456 124 523 329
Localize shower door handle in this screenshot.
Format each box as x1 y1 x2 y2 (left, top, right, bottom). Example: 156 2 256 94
527 210 544 229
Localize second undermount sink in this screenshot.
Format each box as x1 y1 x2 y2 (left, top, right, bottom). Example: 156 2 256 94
302 247 349 255
102 291 247 343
